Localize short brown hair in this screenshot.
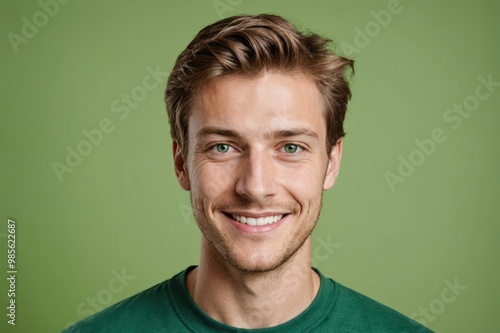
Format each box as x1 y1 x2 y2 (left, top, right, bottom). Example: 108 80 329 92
165 14 354 156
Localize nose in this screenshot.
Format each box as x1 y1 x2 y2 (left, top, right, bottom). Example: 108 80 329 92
235 149 277 201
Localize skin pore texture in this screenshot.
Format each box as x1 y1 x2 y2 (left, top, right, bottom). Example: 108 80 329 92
173 71 342 329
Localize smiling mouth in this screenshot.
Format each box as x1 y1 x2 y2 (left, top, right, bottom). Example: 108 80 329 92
227 213 286 226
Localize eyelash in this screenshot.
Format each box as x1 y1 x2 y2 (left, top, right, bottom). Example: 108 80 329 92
207 143 306 155
280 143 305 154
210 143 236 154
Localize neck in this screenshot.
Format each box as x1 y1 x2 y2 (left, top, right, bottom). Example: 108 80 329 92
186 237 320 329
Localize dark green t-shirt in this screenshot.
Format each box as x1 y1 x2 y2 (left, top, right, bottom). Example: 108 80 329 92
62 266 433 332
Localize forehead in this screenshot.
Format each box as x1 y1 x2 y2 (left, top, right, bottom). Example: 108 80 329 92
190 72 326 135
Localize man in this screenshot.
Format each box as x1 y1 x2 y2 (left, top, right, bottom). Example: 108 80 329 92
63 14 432 332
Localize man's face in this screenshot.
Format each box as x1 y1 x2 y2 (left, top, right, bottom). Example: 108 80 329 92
174 71 342 273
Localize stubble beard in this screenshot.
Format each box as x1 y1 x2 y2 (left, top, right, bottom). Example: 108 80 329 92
190 192 324 274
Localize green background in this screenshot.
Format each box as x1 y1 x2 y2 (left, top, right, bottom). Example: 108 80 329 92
1 0 499 332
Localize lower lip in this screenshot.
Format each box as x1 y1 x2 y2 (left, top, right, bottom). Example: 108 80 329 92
224 214 288 234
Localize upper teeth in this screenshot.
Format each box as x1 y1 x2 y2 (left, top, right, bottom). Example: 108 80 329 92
231 214 283 226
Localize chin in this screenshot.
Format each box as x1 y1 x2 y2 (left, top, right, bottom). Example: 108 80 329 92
228 258 286 274
218 242 304 274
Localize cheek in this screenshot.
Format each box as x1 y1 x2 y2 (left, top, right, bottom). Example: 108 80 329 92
279 161 326 186
190 162 236 200
286 178 320 200
278 163 325 199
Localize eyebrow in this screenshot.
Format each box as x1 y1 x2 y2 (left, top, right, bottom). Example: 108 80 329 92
196 126 320 142
264 128 319 142
196 127 242 140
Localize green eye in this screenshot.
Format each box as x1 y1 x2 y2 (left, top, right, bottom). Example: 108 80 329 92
283 144 299 154
215 144 230 153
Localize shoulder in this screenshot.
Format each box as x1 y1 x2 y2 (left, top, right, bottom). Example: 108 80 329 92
61 273 181 333
319 275 434 332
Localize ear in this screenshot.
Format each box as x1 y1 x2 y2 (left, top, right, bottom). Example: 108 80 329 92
173 140 190 191
323 139 343 190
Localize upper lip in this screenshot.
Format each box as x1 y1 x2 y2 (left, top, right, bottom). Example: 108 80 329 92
223 211 289 218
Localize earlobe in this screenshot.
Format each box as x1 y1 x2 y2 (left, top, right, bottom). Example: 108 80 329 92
323 139 343 190
173 141 191 191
